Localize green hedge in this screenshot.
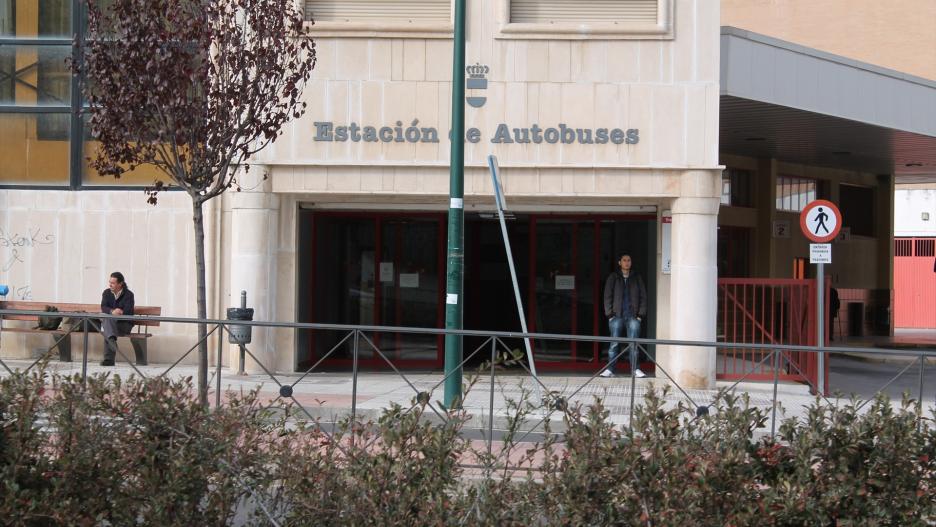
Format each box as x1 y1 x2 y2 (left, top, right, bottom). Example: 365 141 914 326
2 369 934 526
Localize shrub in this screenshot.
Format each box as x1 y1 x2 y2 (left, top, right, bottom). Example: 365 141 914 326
0 369 279 526
1 368 934 526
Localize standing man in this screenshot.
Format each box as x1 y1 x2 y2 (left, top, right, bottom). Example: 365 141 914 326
601 254 648 378
100 271 135 366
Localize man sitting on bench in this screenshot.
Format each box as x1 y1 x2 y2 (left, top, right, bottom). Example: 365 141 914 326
100 271 135 366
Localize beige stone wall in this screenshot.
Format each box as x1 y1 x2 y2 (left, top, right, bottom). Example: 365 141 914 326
2 0 722 374
0 190 213 363
722 0 936 81
261 0 721 182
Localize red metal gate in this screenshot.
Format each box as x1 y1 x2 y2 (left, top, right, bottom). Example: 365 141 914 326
894 237 936 328
717 278 827 387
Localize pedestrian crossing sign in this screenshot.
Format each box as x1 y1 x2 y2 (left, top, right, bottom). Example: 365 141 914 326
800 200 842 243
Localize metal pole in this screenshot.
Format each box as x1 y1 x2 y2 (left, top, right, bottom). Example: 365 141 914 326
817 263 825 396
918 354 925 433
351 330 360 430
771 349 781 439
443 0 467 410
629 345 637 429
238 291 247 375
216 324 223 408
494 194 541 400
488 337 496 457
81 317 89 384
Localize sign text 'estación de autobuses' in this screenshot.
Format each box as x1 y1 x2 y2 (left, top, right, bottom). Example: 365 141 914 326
313 121 640 145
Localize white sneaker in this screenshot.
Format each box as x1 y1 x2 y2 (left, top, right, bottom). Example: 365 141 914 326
634 368 647 378
599 369 615 378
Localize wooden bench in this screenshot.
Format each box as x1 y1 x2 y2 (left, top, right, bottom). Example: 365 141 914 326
0 301 161 365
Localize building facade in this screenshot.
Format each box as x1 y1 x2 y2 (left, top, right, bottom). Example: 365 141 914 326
2 0 936 388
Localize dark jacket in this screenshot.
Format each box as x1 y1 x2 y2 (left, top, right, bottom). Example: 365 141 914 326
603 271 647 319
101 287 135 316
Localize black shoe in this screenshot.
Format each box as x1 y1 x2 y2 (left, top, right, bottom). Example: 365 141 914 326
100 359 115 366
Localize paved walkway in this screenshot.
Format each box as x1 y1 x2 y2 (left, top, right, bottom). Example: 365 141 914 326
835 328 936 365
4 358 932 436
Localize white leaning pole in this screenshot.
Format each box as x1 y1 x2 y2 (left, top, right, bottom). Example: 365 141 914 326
487 155 542 401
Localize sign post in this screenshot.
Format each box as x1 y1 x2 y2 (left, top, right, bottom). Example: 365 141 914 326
800 199 842 395
487 155 541 400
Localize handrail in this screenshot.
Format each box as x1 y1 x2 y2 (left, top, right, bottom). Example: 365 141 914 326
2 308 934 358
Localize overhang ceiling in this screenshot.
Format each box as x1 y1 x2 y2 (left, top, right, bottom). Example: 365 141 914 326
719 27 936 182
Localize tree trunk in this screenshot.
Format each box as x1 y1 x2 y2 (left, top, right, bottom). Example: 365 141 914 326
192 198 209 407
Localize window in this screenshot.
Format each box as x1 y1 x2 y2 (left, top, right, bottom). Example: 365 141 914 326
0 0 72 185
304 0 452 35
502 0 672 39
720 168 753 207
717 226 751 278
0 0 158 187
306 0 449 23
916 238 935 257
775 175 816 213
839 184 875 237
511 0 657 24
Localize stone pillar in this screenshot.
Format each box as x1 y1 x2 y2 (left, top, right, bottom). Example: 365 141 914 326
877 173 895 336
754 157 777 277
228 166 279 373
661 195 719 389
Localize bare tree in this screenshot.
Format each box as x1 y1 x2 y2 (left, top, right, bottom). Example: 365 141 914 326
74 0 316 405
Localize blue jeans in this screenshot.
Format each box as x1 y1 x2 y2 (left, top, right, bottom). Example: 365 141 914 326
607 316 641 373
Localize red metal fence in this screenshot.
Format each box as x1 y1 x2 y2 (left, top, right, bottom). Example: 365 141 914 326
894 237 936 329
717 278 827 388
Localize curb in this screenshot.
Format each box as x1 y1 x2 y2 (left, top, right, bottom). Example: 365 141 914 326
833 350 936 366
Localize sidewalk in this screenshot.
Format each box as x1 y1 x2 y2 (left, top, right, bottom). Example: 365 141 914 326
6 358 925 435
834 328 936 365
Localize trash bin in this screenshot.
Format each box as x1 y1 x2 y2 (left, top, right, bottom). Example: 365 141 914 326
227 291 254 344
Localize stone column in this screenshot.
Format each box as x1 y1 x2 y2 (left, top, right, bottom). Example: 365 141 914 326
661 195 720 389
876 173 895 336
228 166 279 373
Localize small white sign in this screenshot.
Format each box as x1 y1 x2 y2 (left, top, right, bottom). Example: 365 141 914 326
661 212 672 274
446 293 458 305
399 273 419 288
555 275 575 290
810 243 832 264
379 262 394 283
773 220 791 238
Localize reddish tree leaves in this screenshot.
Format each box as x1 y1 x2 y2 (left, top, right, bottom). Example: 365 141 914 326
75 0 316 203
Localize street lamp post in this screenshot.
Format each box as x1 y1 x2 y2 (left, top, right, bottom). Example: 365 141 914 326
443 0 467 409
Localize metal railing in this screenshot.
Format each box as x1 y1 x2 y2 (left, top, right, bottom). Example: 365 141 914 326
3 308 935 525
2 308 934 438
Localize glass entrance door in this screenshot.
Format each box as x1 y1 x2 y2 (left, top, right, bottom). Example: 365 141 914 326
301 211 654 372
528 216 655 370
308 212 444 368
379 217 444 361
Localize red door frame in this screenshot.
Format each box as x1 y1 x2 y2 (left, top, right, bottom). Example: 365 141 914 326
528 214 656 372
307 210 446 369
307 211 656 372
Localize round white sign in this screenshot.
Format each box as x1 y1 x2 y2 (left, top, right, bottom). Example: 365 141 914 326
799 200 842 243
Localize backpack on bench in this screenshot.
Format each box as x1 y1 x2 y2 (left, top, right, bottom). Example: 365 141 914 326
35 306 63 331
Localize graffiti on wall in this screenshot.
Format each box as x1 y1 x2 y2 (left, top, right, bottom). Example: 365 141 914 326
0 226 56 301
